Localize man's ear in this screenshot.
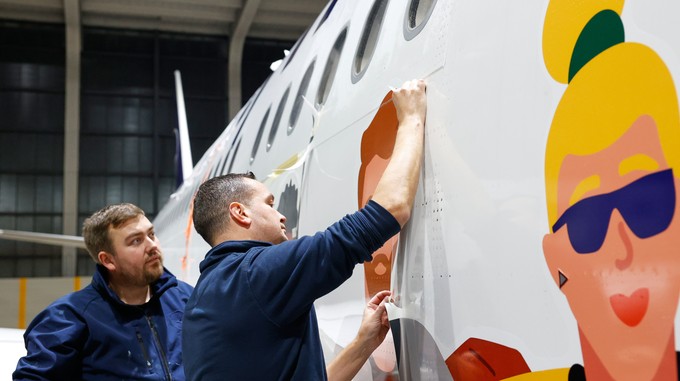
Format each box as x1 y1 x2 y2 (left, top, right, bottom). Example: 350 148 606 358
98 251 116 272
229 202 251 228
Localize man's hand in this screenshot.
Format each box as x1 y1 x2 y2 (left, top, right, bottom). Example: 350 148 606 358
326 290 393 381
356 290 391 352
392 79 427 127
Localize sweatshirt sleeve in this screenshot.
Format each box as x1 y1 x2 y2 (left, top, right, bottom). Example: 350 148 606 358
245 200 400 327
13 301 87 381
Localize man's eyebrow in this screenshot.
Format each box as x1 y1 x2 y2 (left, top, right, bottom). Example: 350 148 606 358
124 226 153 241
124 231 144 241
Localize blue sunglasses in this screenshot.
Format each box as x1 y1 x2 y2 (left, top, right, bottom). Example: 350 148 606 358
552 169 676 254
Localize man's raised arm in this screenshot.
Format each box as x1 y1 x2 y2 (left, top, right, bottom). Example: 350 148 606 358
371 79 427 227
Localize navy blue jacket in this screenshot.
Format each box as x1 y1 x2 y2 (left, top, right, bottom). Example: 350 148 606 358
183 200 400 381
14 265 194 381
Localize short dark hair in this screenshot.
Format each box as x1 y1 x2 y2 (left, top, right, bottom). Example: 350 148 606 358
193 172 256 246
82 203 145 263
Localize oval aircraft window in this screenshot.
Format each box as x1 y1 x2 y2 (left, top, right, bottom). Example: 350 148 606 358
288 60 316 135
352 0 388 83
283 29 308 71
316 27 348 109
250 107 271 164
267 85 291 151
404 0 437 41
314 0 339 33
215 151 229 176
227 137 242 173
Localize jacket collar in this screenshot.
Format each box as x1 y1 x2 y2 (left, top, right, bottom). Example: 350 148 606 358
199 240 272 273
92 264 178 306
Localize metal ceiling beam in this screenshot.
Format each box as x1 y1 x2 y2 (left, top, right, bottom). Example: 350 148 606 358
0 0 61 9
255 11 317 27
260 1 325 15
0 10 63 23
144 0 242 8
62 0 81 277
228 0 261 119
82 1 237 23
0 0 63 22
82 16 234 36
0 0 324 40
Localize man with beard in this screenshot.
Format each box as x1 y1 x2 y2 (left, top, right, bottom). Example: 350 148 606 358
14 203 193 381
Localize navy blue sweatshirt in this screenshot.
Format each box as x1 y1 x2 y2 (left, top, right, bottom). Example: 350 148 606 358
14 265 193 381
182 200 400 380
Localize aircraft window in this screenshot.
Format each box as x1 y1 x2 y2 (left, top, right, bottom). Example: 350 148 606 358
204 154 216 179
250 106 271 164
227 137 242 173
267 86 291 151
288 59 315 135
314 0 339 33
209 149 222 179
215 146 230 175
226 85 261 171
404 0 437 40
352 0 388 83
316 27 348 108
208 161 218 179
283 28 309 71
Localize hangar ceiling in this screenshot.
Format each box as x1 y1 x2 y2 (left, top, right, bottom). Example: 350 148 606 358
0 0 326 41
0 0 330 277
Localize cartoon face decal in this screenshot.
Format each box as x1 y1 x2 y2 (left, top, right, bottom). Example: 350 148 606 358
542 1 680 379
543 116 680 380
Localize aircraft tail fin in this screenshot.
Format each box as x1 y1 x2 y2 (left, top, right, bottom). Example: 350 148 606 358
174 70 193 188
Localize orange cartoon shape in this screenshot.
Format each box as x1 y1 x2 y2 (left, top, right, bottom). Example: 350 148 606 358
358 91 401 300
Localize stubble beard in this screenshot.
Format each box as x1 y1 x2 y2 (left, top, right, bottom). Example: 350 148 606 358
144 255 164 284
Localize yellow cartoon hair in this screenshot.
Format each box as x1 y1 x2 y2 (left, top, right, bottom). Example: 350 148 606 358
542 0 680 228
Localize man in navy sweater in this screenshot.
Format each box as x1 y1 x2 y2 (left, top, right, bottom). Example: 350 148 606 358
183 79 427 380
